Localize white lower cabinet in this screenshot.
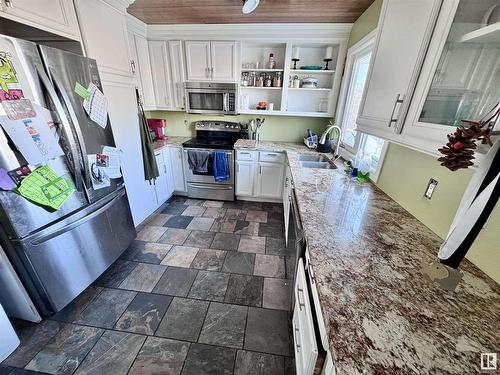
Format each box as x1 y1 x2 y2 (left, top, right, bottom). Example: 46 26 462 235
256 162 285 199
235 150 285 201
235 161 255 197
294 256 336 375
154 151 171 205
293 258 319 375
168 146 187 193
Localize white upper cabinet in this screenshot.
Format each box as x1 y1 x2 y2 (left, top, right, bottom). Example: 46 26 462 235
211 41 237 81
356 0 443 138
129 33 156 109
185 40 237 82
356 0 500 157
0 0 80 40
149 41 174 109
185 41 212 81
74 0 132 78
168 41 186 110
403 0 500 156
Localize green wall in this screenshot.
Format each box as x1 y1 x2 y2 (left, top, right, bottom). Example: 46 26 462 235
347 0 382 48
349 0 499 282
147 111 331 143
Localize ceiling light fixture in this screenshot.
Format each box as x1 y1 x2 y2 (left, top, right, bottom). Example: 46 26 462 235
242 0 260 14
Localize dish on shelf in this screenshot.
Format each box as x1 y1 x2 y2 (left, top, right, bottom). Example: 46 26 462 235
301 77 318 88
299 66 322 70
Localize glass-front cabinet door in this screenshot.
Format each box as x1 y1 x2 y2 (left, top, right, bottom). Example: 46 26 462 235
403 0 500 155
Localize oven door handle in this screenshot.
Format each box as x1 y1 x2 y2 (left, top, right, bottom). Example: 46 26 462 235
188 183 234 190
183 149 233 156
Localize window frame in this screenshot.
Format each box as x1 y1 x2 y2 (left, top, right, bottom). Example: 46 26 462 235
336 29 388 182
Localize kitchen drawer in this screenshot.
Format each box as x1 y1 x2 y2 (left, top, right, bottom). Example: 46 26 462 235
236 150 257 161
259 151 285 163
293 258 318 375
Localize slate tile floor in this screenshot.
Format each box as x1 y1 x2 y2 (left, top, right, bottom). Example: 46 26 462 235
1 197 297 375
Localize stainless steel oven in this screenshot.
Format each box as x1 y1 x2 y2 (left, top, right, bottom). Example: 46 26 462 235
185 82 238 115
183 148 235 201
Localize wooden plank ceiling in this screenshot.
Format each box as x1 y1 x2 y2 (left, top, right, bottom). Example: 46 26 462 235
127 0 374 24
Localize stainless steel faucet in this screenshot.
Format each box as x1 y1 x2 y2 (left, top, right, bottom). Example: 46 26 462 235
319 124 342 156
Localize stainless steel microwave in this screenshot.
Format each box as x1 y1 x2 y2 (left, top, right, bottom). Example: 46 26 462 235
185 82 238 115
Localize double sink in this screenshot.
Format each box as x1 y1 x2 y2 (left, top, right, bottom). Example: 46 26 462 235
298 154 337 169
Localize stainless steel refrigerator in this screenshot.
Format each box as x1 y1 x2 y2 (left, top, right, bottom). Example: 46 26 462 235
0 34 136 316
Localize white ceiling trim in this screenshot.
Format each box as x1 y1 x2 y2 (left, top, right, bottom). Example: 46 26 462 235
146 23 353 42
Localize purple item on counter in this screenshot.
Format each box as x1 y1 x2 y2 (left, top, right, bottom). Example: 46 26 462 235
0 168 16 190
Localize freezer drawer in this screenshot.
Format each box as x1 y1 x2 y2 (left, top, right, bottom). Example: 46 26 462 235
14 188 135 313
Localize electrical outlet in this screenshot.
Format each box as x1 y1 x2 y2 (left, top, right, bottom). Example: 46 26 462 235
424 178 438 199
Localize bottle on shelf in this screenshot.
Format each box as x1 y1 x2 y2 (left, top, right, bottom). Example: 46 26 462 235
267 53 276 69
273 72 282 87
265 74 272 87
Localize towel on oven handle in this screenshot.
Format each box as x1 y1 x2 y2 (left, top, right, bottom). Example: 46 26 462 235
213 151 230 182
187 150 210 173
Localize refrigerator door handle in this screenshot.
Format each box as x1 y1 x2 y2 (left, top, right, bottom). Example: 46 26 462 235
29 189 124 246
35 65 84 193
49 69 91 190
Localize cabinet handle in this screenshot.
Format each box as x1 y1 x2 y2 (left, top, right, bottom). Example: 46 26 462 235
4 0 13 7
294 325 301 353
388 93 404 128
266 153 277 156
297 287 306 311
308 263 316 285
130 60 136 74
259 165 262 174
240 152 250 155
237 163 239 173
210 67 214 79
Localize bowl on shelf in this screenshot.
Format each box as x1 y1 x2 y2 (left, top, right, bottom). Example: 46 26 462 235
299 66 322 70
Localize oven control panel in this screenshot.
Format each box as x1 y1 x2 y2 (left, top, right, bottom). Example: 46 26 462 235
194 121 241 132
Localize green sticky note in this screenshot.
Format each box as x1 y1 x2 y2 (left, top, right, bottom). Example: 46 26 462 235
74 82 90 100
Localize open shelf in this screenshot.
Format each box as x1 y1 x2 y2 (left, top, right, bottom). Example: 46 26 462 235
290 69 335 74
458 22 500 44
239 109 332 117
241 68 284 73
241 86 282 90
288 87 331 91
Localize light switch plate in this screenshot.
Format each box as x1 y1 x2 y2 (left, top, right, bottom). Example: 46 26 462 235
424 178 438 199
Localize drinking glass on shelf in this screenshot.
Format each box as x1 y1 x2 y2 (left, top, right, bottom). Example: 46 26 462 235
318 98 329 113
249 71 256 86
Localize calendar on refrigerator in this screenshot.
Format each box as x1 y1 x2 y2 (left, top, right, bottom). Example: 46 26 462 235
83 83 108 129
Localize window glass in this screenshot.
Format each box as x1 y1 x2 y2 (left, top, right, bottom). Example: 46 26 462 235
360 135 385 174
342 52 371 148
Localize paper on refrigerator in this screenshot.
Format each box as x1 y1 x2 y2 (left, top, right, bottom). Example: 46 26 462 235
87 154 110 190
0 100 63 166
83 83 108 129
101 146 122 178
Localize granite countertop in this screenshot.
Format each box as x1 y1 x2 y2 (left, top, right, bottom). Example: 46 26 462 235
235 139 500 374
153 137 191 151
